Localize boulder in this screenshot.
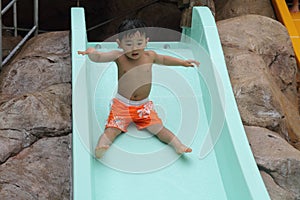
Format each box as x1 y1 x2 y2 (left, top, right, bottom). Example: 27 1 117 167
0 84 71 138
0 129 36 164
217 15 300 148
214 0 276 21
0 135 71 200
245 126 300 199
218 15 297 103
180 0 215 27
0 31 71 198
1 35 22 58
260 171 296 200
0 32 71 97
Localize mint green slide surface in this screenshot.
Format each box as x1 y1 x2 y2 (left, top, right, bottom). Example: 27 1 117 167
71 7 270 200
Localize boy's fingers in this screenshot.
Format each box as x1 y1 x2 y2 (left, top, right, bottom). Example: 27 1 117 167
193 60 200 67
188 60 200 67
78 51 86 55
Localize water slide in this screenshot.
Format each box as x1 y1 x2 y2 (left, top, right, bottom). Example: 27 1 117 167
71 6 270 200
272 0 300 66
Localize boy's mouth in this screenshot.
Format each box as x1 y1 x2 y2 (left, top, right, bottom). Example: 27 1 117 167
131 52 139 57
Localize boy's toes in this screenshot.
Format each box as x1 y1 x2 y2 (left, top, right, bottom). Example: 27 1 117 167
185 147 192 153
176 146 192 154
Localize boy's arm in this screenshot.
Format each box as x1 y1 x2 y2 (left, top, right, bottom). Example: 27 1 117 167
153 52 200 67
78 47 122 62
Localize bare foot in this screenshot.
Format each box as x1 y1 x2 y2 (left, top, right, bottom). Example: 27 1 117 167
95 145 109 159
175 145 192 154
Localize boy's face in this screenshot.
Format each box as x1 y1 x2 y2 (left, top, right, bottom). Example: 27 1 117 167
117 31 149 60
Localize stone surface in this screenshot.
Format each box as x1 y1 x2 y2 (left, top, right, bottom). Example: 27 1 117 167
214 0 276 21
245 126 300 199
0 32 71 97
0 135 71 200
0 129 36 164
180 0 215 27
218 15 297 104
0 31 71 199
0 84 71 138
2 35 22 58
217 15 300 148
260 171 297 200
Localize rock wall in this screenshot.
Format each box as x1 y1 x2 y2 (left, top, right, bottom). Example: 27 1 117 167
217 15 300 147
246 126 300 200
215 1 300 199
214 0 276 21
0 31 71 199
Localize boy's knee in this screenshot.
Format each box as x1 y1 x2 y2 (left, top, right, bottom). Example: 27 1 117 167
104 127 122 137
146 124 164 134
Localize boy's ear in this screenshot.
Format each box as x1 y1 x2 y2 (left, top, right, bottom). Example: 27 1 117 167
146 37 149 43
116 39 121 48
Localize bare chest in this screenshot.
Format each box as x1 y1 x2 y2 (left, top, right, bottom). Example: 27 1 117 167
116 56 153 80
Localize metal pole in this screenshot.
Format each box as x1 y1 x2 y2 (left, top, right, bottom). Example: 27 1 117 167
13 0 17 37
34 0 38 35
2 25 37 66
87 0 159 32
0 0 2 68
1 0 38 67
1 0 17 15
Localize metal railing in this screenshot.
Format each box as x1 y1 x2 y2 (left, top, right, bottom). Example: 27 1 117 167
86 0 159 32
0 0 38 68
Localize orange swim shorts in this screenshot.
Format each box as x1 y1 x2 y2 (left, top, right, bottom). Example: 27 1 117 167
105 96 162 132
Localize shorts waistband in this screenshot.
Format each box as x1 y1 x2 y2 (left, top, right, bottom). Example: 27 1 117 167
115 93 149 106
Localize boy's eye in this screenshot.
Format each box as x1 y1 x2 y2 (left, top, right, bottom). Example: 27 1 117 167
125 43 132 46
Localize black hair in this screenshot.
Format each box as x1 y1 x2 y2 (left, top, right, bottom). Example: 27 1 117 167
117 18 147 40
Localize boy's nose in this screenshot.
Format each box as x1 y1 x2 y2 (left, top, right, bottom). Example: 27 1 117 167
132 45 138 50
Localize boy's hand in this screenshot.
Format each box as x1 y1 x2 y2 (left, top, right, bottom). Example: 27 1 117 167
183 59 200 67
78 47 96 55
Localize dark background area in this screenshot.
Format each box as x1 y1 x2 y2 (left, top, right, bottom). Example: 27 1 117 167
2 0 183 41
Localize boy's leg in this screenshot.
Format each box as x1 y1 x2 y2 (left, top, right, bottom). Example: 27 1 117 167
95 127 122 158
146 124 192 154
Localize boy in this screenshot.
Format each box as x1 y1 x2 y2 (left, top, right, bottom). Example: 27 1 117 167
290 0 299 12
78 19 200 159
